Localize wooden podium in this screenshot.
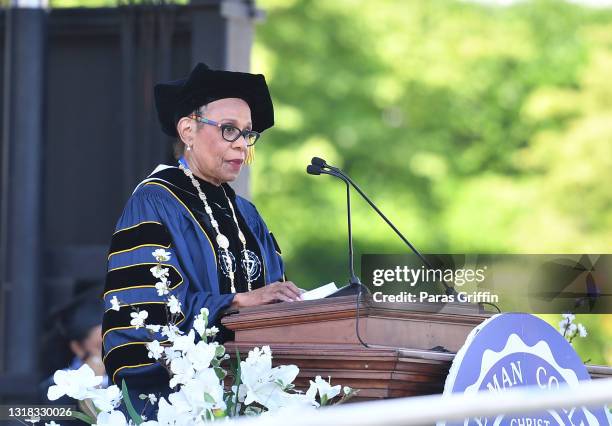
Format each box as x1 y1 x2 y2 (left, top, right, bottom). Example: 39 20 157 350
222 295 612 400
221 295 491 399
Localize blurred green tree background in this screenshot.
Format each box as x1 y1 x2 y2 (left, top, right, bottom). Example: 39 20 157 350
250 0 612 364
45 0 612 365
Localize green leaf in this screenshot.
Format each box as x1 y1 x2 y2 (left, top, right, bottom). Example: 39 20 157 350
215 345 225 357
203 392 217 404
214 366 226 380
225 395 235 415
122 379 143 425
321 394 328 406
205 409 213 421
71 411 96 424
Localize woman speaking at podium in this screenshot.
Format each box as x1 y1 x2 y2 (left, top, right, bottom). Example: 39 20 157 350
101 63 302 411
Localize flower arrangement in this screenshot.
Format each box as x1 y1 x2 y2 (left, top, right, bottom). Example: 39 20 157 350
558 313 588 344
47 250 356 425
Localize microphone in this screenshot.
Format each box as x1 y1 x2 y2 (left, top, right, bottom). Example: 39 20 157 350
311 157 327 168
306 164 322 175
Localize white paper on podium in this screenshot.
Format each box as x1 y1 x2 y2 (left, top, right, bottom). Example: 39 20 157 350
301 282 338 301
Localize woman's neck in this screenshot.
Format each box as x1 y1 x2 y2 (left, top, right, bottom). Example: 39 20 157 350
181 154 222 186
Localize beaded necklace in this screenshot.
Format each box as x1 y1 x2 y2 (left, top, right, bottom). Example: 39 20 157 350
179 163 252 292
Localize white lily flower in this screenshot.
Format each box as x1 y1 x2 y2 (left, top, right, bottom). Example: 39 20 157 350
164 347 181 362
246 345 272 364
167 295 182 314
152 249 172 262
150 265 170 279
169 356 195 388
205 326 219 337
110 296 121 311
156 397 179 425
47 364 103 401
268 392 316 411
179 368 226 412
156 396 193 426
186 341 217 371
241 346 273 391
89 385 122 413
94 409 128 426
273 365 301 389
167 389 192 414
577 323 588 337
305 379 317 402
172 330 196 354
240 346 303 411
192 310 208 337
306 375 341 403
130 310 148 329
193 317 206 337
161 324 183 341
146 340 164 360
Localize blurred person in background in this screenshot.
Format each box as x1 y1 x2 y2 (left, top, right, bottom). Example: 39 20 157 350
41 281 108 405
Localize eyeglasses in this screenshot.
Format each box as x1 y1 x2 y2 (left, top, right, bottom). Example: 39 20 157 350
189 114 261 147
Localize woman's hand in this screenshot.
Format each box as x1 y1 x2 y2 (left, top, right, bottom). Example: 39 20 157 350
232 281 303 308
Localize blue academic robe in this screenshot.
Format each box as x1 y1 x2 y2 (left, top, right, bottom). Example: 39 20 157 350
101 164 285 417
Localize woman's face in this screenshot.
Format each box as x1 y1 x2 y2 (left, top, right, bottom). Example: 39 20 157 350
184 98 252 185
70 324 102 360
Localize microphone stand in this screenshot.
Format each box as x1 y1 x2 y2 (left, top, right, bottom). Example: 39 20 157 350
318 168 365 297
309 166 370 347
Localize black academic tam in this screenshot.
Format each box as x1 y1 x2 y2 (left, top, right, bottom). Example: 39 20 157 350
154 63 275 137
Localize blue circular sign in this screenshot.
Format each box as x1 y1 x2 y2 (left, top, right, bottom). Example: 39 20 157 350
441 313 611 426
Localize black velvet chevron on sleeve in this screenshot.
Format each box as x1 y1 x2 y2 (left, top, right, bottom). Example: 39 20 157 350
108 221 171 258
104 341 168 385
105 264 183 294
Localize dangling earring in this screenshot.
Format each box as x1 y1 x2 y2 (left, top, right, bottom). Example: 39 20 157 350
245 146 255 165
186 144 192 151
